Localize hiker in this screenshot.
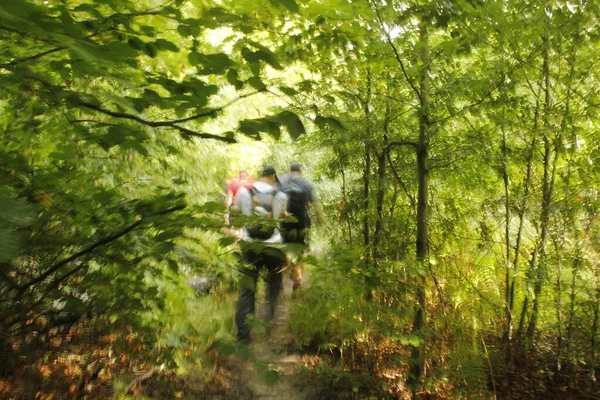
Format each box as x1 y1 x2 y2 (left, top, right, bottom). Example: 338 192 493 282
224 170 253 224
231 166 288 343
278 162 319 293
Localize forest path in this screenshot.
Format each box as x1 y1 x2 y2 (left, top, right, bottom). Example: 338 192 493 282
232 274 313 400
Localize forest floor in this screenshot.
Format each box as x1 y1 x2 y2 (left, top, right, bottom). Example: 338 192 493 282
0 272 320 400
220 275 317 400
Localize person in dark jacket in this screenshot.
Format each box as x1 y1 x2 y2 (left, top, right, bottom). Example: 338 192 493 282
278 163 318 293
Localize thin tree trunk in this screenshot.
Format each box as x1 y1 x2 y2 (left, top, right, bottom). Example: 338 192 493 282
515 91 541 341
526 33 557 344
502 107 512 351
554 39 577 370
363 69 372 267
591 264 600 383
373 83 391 262
554 233 564 371
566 254 579 353
410 19 430 391
525 132 552 343
339 152 352 243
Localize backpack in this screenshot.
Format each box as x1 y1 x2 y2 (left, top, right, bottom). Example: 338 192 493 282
246 186 276 239
281 183 310 243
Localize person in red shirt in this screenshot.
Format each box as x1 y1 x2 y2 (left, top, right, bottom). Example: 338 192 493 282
224 171 254 223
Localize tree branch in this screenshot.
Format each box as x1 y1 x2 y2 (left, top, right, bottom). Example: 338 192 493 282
165 91 262 124
75 102 236 143
387 140 418 150
386 148 417 215
0 47 66 69
16 204 185 293
0 6 174 69
0 264 19 289
435 41 544 125
368 0 423 105
125 367 159 394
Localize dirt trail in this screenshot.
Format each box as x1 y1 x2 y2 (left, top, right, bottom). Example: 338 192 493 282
234 276 313 400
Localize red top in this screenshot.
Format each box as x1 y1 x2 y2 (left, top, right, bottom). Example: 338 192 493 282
228 177 254 197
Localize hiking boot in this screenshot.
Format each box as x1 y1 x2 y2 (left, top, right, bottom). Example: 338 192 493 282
237 334 251 345
292 282 301 298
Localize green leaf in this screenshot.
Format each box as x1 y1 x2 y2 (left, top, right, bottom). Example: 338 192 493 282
167 259 179 273
202 7 241 23
199 201 225 213
219 236 237 247
154 242 175 256
156 231 179 241
99 126 128 150
239 118 280 139
0 228 20 262
143 43 157 58
161 6 182 19
68 93 102 107
207 339 237 356
177 24 193 37
241 47 258 64
59 65 72 81
200 53 234 75
260 368 280 385
139 25 156 36
127 36 145 50
106 41 137 64
247 77 266 91
256 361 280 385
270 0 299 12
315 115 346 132
189 52 234 75
279 86 297 96
227 69 244 89
153 38 179 52
120 139 149 157
182 18 202 36
299 80 314 92
259 50 283 69
273 111 305 139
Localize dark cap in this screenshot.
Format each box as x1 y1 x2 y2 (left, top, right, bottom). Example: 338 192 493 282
290 162 301 172
261 166 277 177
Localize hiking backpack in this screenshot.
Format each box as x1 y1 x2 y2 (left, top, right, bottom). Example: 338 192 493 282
246 186 276 239
281 183 310 243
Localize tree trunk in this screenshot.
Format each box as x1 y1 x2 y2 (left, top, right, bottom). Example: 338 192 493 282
373 84 391 262
591 263 600 382
339 150 353 243
409 19 430 391
554 41 576 370
554 233 564 371
525 33 556 344
363 69 373 267
502 107 513 351
514 90 541 342
566 252 580 354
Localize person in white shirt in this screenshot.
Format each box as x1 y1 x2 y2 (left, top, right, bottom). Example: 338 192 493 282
232 166 287 343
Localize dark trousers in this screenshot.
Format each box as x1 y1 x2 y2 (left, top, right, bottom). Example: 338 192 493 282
235 247 286 341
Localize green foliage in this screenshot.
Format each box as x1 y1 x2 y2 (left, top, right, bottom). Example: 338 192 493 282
290 273 368 351
0 0 308 391
2 0 600 397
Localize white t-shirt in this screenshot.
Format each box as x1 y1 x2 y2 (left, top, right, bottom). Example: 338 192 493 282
233 181 288 243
